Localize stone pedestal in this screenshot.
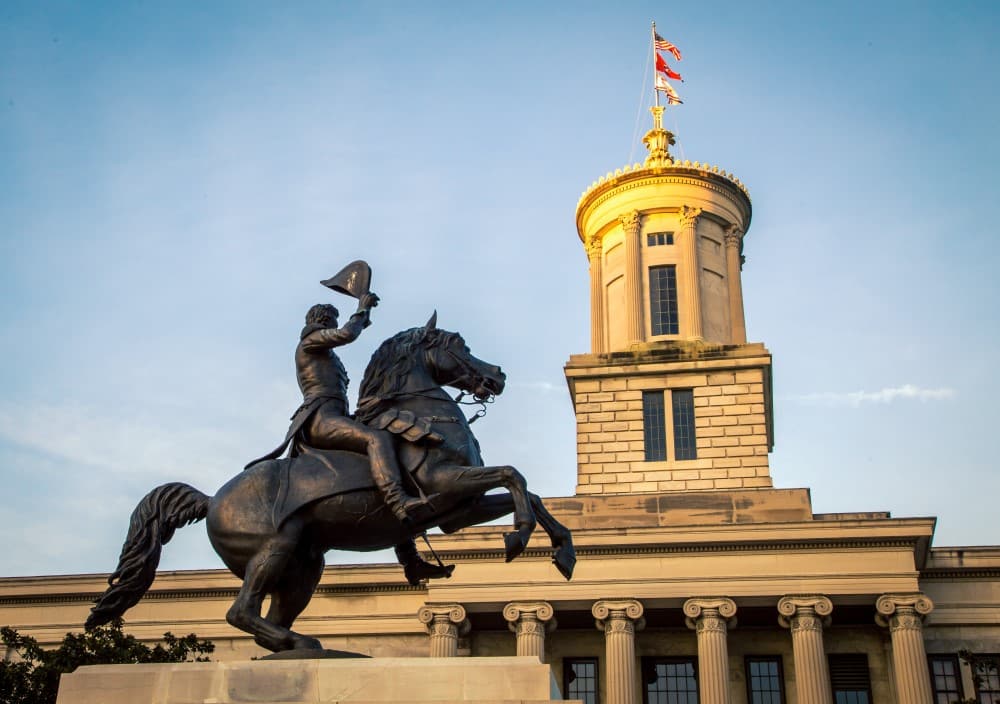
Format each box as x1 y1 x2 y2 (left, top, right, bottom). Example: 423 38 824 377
56 656 570 704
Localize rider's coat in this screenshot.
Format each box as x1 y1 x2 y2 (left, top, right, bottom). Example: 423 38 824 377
245 312 367 468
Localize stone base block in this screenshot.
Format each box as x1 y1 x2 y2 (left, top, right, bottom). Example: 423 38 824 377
56 655 569 704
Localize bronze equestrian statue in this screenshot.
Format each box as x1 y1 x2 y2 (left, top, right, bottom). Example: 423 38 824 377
86 263 576 653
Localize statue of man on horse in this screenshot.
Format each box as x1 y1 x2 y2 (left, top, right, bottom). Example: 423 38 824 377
86 262 575 653
244 260 450 584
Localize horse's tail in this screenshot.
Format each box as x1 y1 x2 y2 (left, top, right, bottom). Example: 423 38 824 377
86 482 210 630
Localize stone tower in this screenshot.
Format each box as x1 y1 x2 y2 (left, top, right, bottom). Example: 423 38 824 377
566 107 774 495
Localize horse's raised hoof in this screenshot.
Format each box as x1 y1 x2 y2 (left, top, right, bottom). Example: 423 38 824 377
553 546 576 581
504 531 528 562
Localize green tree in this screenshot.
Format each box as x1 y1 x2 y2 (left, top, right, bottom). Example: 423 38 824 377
0 619 213 704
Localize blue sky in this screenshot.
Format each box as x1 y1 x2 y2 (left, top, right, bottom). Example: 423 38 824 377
1 1 998 576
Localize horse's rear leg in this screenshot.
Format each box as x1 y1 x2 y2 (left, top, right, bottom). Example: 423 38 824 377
265 551 325 631
226 517 322 652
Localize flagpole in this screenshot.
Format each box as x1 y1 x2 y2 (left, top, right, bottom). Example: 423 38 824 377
651 20 660 108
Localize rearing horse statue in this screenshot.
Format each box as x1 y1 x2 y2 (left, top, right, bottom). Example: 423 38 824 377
86 314 576 653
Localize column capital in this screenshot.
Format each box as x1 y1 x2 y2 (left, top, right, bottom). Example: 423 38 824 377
586 235 603 260
875 593 934 630
679 205 703 228
618 210 641 234
504 601 557 634
724 223 743 249
593 599 645 633
418 603 471 636
778 595 833 630
684 597 737 631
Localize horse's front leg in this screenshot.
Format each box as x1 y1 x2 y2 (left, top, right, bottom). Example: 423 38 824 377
420 464 536 562
528 492 575 580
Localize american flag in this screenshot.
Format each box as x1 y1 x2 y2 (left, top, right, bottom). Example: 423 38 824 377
654 32 682 61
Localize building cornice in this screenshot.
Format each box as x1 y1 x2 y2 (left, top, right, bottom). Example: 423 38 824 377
575 166 752 242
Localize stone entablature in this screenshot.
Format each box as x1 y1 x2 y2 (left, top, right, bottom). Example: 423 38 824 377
577 162 750 215
565 344 773 494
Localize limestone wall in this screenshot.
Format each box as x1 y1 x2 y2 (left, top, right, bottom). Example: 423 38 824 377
569 353 772 495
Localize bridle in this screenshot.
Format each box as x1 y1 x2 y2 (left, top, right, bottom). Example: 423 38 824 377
428 343 498 423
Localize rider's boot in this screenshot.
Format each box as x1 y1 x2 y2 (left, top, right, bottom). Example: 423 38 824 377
395 540 455 586
381 480 439 525
369 443 439 524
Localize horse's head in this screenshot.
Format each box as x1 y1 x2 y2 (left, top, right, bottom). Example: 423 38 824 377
355 313 507 425
421 312 506 401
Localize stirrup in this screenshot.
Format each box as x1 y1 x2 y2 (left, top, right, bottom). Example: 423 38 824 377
392 493 440 523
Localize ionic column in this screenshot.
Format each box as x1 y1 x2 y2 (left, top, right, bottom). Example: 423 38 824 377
417 604 470 657
778 596 834 704
619 211 644 345
587 236 606 354
684 597 736 704
593 599 645 704
724 224 747 344
876 594 935 704
503 601 556 661
679 206 704 339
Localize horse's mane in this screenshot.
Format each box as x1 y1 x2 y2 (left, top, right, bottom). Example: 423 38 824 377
355 326 454 424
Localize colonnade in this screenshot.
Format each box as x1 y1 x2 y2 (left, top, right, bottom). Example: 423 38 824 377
418 593 935 704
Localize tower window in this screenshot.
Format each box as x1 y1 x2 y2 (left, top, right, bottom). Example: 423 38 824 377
649 265 679 335
647 231 674 246
642 391 667 461
672 389 697 460
564 657 599 704
643 389 698 462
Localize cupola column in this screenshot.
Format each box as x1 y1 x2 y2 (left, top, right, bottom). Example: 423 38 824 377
593 599 645 704
587 237 606 354
724 224 747 344
619 211 644 345
679 206 704 339
684 598 736 704
778 596 834 704
876 594 935 704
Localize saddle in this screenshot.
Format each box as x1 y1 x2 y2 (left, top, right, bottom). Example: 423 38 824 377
265 410 442 528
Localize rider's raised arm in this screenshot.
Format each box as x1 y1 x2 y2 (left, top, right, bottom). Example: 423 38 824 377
301 295 377 352
300 311 367 351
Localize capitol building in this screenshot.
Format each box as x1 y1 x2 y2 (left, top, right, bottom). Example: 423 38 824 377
3 107 999 704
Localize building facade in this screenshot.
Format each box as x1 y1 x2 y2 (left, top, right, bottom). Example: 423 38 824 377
3 108 1000 704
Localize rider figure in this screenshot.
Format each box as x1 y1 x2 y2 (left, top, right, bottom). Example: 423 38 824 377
251 294 435 524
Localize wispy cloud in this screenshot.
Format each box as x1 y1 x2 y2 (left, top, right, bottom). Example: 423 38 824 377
782 384 956 407
510 380 563 394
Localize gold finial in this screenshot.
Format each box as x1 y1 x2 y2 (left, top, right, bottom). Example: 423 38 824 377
643 106 675 167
